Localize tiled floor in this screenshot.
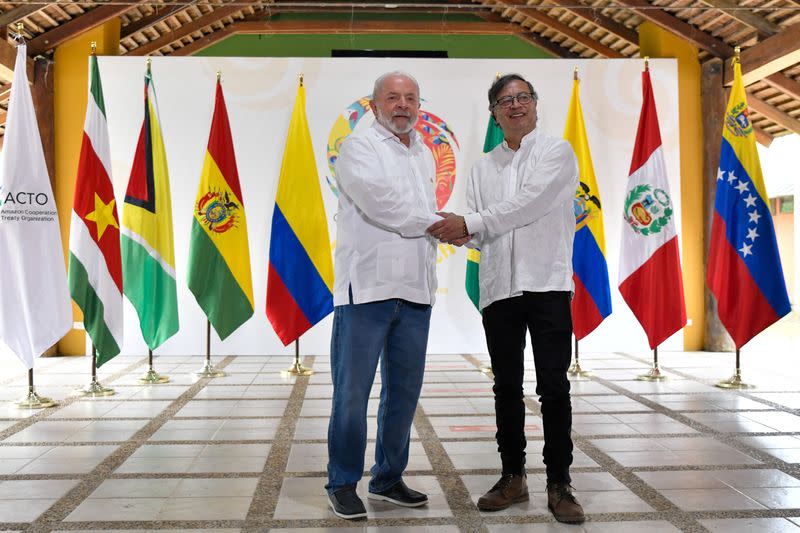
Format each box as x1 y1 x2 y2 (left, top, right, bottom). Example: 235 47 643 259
2 335 800 531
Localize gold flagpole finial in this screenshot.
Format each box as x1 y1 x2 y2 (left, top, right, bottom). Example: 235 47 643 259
299 73 304 87
644 56 650 71
90 41 97 55
733 45 741 66
573 66 579 80
146 57 152 74
16 22 23 33
495 71 501 80
216 70 221 83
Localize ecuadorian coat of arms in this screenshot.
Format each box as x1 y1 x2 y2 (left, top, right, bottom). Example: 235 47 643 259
623 184 673 236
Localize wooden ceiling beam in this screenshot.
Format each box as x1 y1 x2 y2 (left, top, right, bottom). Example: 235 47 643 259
542 0 639 45
492 1 625 57
748 94 800 135
723 24 800 86
0 4 47 28
27 1 149 56
127 1 259 56
169 26 236 56
122 1 202 39
232 19 524 35
752 123 774 147
696 0 780 36
473 11 580 58
615 0 735 57
761 73 800 101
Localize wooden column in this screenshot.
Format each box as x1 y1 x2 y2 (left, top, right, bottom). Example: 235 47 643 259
701 58 735 352
32 57 55 191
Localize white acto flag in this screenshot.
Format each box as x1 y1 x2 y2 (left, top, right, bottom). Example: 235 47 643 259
0 43 71 369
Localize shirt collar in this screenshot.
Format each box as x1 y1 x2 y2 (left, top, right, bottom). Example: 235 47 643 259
500 127 540 152
372 120 421 147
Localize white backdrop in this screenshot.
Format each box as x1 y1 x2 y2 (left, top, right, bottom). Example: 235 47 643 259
96 56 682 357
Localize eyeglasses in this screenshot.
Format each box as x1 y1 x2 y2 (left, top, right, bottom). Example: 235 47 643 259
492 92 535 109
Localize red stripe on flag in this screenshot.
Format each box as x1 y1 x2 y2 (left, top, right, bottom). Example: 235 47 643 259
628 70 663 176
707 212 780 348
73 132 122 292
571 275 603 341
266 264 313 346
206 82 243 202
619 237 686 349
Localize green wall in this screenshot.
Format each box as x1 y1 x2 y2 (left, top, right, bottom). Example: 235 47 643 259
199 34 549 59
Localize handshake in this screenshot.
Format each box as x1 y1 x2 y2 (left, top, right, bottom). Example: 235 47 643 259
427 212 472 246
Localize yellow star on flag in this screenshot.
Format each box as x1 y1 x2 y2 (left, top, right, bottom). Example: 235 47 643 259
85 194 119 240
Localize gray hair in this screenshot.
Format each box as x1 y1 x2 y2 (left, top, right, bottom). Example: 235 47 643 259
372 71 420 99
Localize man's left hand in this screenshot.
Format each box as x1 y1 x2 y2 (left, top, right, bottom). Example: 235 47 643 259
427 213 468 243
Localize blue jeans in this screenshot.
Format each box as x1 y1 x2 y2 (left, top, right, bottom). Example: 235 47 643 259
326 297 431 494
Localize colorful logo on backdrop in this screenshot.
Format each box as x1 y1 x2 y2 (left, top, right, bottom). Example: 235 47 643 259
325 96 460 210
196 190 240 234
573 181 601 231
623 184 673 236
725 102 753 138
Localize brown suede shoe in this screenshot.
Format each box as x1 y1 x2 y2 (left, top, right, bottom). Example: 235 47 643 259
477 474 529 511
547 482 585 524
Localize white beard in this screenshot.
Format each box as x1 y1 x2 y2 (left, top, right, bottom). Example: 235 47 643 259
375 107 418 135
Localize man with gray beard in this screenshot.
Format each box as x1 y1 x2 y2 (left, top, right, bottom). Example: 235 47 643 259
325 71 444 519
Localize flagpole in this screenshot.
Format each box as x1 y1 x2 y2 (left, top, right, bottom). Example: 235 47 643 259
716 348 755 389
568 337 592 378
637 345 668 381
194 319 226 378
72 344 115 397
282 338 313 376
139 348 169 384
15 367 58 409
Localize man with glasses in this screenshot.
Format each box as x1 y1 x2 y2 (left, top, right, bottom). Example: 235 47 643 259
326 71 439 520
428 74 583 523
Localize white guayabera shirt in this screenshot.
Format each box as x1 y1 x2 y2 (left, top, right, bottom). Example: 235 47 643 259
333 122 439 307
465 127 579 310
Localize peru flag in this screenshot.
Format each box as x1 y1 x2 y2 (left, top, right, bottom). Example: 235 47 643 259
618 67 686 349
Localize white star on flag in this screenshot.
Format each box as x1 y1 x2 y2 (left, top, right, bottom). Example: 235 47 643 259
727 170 737 184
743 194 757 208
746 227 759 241
716 168 725 181
739 242 753 257
735 181 749 194
748 210 762 224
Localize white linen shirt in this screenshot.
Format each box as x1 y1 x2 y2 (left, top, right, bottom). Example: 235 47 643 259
464 127 579 310
333 121 439 307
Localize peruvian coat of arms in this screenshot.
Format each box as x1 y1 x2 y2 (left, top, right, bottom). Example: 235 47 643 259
623 184 673 236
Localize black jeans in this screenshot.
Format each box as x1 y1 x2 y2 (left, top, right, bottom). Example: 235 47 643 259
482 291 574 484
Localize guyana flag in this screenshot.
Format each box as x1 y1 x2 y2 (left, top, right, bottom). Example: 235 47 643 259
187 79 254 339
121 63 179 350
465 116 504 311
68 54 123 365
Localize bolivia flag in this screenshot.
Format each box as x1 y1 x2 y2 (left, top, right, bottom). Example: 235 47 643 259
68 53 123 365
187 79 254 340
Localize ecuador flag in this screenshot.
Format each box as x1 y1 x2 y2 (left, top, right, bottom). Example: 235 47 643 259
187 79 254 340
266 80 334 345
707 54 791 348
564 73 612 340
121 63 179 350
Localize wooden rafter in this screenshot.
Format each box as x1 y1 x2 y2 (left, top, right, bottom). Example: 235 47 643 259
232 19 525 35
615 0 735 57
492 0 626 57
26 1 149 56
752 123 774 147
542 0 639 45
121 1 202 39
169 26 236 56
0 4 47 27
696 0 781 36
762 73 800 101
473 11 580 58
723 24 800 85
748 94 800 135
127 1 259 56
